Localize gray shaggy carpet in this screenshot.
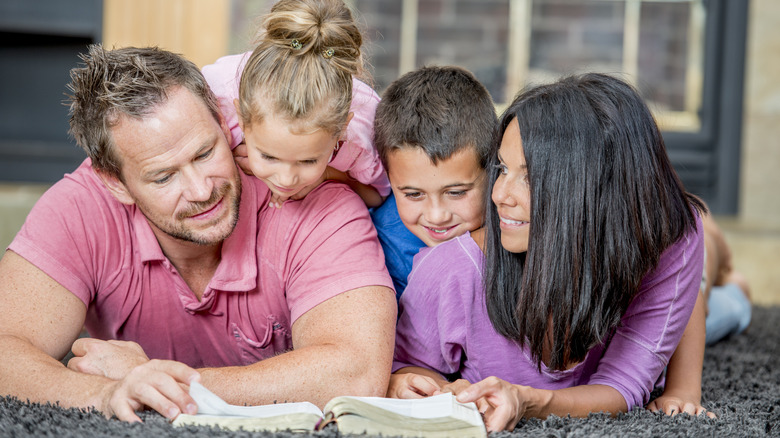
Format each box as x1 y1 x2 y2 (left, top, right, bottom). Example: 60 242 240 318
1 306 778 437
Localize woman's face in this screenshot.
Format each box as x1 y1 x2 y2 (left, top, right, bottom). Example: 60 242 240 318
491 118 531 253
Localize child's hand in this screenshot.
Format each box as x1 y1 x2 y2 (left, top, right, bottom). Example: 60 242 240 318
646 393 716 418
232 142 253 176
437 378 473 396
386 372 442 399
268 192 288 209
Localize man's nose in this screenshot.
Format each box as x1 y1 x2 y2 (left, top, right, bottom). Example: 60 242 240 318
183 169 213 202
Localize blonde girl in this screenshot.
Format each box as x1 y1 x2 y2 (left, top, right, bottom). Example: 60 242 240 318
203 0 390 207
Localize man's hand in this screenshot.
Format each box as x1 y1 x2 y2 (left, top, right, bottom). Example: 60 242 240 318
67 338 201 422
99 359 201 422
68 338 149 380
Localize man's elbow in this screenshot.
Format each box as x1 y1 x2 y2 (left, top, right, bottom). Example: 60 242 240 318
347 302 396 397
346 361 392 397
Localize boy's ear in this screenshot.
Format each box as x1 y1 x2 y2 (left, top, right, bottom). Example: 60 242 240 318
96 170 135 206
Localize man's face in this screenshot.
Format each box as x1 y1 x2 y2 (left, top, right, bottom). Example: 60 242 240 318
388 147 486 247
106 86 241 247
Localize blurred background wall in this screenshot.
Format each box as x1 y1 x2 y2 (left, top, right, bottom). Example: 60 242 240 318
1 0 777 304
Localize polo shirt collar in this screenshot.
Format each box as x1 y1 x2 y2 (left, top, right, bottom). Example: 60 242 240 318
209 172 259 292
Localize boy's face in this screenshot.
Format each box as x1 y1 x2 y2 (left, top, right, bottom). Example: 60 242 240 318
388 147 486 247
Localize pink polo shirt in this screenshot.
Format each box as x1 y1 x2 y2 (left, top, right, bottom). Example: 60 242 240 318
9 159 393 368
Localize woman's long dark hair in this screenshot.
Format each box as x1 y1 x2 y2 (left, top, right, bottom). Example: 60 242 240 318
483 73 706 371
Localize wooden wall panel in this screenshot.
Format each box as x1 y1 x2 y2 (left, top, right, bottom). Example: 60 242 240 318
103 0 230 67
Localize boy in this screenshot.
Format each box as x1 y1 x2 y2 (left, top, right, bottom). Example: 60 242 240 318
370 65 497 298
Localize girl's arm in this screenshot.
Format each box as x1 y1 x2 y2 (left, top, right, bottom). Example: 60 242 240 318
324 167 385 208
646 292 715 417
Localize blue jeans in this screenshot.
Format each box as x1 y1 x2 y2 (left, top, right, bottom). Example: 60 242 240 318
705 283 752 346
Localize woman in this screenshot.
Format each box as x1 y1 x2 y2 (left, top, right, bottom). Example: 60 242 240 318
390 73 707 431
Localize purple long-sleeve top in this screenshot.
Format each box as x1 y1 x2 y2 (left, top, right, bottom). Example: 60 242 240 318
393 216 703 410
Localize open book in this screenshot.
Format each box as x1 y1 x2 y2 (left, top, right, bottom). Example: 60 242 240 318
172 382 487 437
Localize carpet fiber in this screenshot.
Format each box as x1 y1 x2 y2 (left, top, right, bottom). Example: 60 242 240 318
2 306 778 437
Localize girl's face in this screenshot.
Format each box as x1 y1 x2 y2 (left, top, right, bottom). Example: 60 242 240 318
491 118 531 253
241 109 338 202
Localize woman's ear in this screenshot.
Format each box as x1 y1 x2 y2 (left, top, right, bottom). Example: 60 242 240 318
96 170 135 205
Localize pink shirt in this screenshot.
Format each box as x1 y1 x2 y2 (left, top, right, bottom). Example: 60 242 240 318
202 52 391 197
10 159 393 368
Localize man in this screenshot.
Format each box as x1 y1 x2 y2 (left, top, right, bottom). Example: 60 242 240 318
0 45 396 423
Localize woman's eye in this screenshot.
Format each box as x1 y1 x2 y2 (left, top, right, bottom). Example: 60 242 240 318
447 190 466 197
261 154 277 162
494 163 509 175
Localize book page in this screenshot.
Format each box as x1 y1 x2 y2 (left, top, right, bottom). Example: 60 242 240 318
173 413 323 432
335 414 487 438
325 392 478 420
188 382 323 418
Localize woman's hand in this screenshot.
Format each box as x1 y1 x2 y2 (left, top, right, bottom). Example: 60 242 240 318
454 376 529 432
646 393 716 418
386 372 442 399
438 379 491 415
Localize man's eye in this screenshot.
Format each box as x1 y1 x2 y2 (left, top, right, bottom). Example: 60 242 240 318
154 174 172 185
404 192 423 200
197 149 214 160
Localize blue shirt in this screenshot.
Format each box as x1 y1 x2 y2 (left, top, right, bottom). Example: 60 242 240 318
369 192 426 299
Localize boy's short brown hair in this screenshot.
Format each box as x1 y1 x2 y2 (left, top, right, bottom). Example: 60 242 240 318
374 66 497 172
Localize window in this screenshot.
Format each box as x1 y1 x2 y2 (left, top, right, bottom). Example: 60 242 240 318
355 0 748 213
227 0 747 213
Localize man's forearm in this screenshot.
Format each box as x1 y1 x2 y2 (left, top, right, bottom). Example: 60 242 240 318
0 334 112 410
199 286 397 409
198 341 390 408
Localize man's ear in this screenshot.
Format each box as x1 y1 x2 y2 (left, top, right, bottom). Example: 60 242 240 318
96 170 135 206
